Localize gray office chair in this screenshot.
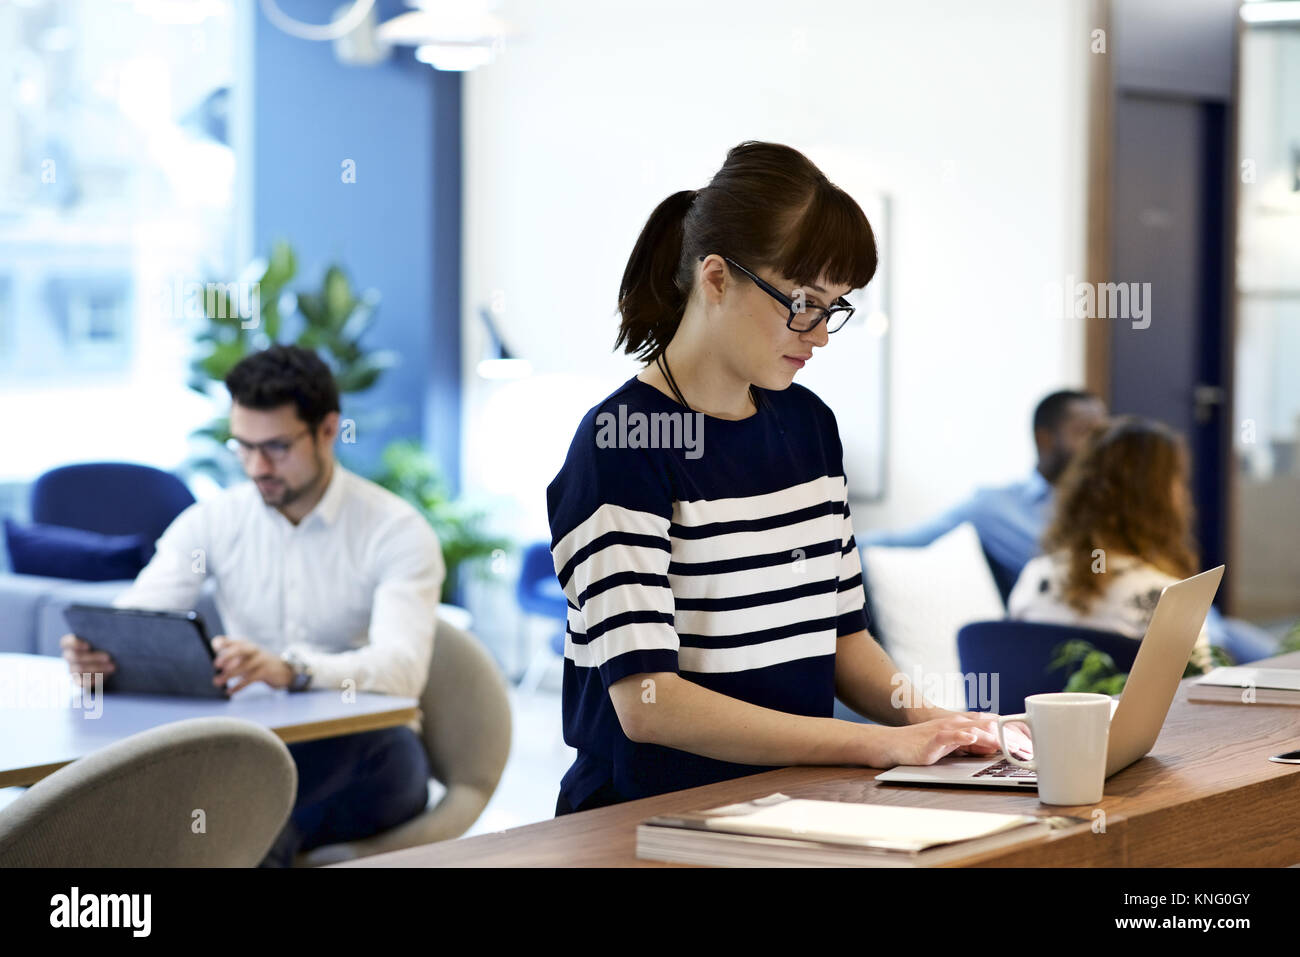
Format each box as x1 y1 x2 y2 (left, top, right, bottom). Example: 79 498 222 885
0 717 296 867
295 616 513 866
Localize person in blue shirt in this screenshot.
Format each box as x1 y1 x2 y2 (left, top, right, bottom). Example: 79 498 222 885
862 391 1106 600
545 141 1031 816
862 391 1276 661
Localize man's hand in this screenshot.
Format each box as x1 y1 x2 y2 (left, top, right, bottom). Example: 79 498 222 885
60 633 114 688
211 636 293 694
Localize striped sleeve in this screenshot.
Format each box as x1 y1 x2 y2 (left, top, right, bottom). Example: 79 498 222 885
548 424 679 688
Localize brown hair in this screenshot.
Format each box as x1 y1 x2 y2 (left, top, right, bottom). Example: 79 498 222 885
615 141 878 361
1042 415 1199 613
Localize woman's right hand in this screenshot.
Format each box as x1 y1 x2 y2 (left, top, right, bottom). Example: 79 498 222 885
869 715 999 768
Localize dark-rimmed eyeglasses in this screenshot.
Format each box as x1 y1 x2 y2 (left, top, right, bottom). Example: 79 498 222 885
699 255 856 333
225 428 311 463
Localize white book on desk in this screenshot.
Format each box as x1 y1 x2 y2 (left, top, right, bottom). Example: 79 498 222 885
636 792 1082 868
1188 667 1300 706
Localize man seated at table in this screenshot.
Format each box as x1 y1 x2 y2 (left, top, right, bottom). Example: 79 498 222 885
60 345 445 866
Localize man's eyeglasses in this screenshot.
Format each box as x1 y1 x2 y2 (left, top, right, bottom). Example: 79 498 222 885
700 255 856 333
226 428 311 463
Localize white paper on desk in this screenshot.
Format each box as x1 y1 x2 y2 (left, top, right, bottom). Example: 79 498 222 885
1193 667 1300 691
700 795 1037 852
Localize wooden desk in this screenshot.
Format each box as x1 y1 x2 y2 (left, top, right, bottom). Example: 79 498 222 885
338 651 1300 867
0 653 419 788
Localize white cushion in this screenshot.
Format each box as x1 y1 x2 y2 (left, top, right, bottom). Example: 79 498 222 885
860 522 1005 712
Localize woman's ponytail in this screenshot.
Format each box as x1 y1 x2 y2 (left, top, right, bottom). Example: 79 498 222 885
615 189 697 361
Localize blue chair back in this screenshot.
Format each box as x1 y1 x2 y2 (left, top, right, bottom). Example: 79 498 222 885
956 619 1141 714
516 542 569 657
31 462 195 560
516 542 568 619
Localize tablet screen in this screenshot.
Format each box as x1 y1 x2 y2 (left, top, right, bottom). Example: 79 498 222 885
63 604 228 699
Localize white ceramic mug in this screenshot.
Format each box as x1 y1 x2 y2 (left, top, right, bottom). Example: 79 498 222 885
996 692 1112 805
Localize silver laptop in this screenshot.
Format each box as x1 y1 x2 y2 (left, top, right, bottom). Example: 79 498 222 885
875 565 1225 790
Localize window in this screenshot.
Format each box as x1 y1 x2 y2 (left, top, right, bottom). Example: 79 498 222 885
0 0 243 480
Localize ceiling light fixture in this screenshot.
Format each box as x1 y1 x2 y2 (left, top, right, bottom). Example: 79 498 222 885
260 0 511 71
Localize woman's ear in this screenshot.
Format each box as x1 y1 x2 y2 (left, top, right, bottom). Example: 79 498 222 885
697 254 729 304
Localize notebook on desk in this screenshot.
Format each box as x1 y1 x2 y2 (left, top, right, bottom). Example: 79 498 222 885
636 792 1083 867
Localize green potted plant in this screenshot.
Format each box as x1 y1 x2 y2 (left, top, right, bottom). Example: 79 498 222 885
369 440 512 603
183 240 512 599
185 240 398 483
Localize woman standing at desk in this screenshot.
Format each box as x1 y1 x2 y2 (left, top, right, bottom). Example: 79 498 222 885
546 141 1027 815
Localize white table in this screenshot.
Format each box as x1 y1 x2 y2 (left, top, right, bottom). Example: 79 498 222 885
0 653 419 788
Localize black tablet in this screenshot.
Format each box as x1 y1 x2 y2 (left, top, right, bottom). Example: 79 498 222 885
63 604 228 699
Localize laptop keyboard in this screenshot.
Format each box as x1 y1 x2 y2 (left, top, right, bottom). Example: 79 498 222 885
973 758 1037 779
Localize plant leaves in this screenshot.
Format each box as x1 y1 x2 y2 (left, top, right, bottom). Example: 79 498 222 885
323 266 354 330
334 352 398 393
368 439 515 599
264 240 297 292
297 291 324 329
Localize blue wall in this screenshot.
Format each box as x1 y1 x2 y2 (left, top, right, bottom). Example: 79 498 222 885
253 0 461 492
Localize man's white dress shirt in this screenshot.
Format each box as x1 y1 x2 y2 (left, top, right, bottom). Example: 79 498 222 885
113 463 444 732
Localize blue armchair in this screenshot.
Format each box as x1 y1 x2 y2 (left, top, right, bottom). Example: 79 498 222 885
0 463 206 656
515 542 568 691
956 620 1141 714
32 462 195 562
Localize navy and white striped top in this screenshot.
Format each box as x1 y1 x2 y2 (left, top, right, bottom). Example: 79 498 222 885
546 375 870 810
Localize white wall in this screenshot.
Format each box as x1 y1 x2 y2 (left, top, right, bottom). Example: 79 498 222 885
462 0 1091 547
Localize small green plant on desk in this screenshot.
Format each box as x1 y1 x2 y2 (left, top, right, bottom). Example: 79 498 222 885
1050 639 1234 696
1280 622 1300 654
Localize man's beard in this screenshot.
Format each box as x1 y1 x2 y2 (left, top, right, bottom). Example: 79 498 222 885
256 451 324 508
1038 445 1069 484
257 479 301 508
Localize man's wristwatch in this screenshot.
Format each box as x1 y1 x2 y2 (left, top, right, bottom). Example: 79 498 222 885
281 650 313 692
